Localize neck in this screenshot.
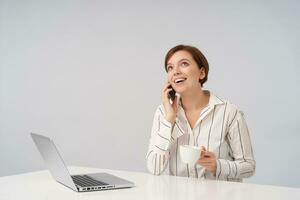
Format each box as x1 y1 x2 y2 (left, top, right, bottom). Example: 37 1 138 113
180 87 209 111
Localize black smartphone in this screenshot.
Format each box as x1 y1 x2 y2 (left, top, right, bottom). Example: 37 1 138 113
168 85 176 101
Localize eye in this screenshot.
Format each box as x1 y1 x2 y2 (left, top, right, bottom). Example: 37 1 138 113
181 61 189 67
167 65 173 72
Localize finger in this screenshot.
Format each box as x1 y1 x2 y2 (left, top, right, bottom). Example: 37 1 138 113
198 159 214 165
163 82 172 92
200 153 211 159
198 160 215 166
204 150 214 155
200 146 207 157
199 162 214 168
202 151 215 158
199 157 216 163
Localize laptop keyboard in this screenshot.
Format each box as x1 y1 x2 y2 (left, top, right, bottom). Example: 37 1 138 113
72 175 109 187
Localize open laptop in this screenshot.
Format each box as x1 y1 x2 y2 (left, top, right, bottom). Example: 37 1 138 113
30 133 134 192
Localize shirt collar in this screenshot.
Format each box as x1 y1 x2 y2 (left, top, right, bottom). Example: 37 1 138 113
206 90 225 107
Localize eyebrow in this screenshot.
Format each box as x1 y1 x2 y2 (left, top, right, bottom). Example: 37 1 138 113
167 58 191 66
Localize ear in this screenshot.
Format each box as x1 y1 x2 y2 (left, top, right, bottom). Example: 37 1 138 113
198 67 206 81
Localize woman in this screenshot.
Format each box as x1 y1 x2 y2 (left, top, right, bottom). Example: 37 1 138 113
146 45 255 181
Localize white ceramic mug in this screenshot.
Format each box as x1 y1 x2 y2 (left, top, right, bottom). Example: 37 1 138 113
179 145 201 165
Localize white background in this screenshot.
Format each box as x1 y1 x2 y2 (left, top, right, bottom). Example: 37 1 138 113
0 0 299 187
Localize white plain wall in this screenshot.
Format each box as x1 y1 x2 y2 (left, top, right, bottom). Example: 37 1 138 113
0 0 299 187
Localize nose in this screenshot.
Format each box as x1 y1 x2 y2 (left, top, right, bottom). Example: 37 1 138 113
172 65 181 75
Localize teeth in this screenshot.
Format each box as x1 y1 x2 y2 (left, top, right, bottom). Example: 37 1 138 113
175 78 186 83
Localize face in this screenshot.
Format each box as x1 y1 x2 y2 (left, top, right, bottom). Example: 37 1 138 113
166 50 205 94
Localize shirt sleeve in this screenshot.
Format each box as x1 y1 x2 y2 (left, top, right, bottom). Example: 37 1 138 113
146 106 173 175
215 110 256 180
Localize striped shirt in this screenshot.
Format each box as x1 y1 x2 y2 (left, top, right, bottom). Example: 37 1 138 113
146 91 255 181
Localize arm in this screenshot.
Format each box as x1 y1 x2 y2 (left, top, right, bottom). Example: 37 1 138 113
146 106 173 175
216 110 256 180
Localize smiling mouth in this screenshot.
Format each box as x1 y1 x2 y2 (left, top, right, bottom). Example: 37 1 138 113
174 78 186 84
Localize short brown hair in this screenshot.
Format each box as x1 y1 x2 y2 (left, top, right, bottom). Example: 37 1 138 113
164 45 209 86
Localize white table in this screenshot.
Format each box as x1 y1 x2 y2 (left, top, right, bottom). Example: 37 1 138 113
0 166 299 200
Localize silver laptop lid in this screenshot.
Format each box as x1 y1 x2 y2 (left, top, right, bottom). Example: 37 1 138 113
31 133 77 191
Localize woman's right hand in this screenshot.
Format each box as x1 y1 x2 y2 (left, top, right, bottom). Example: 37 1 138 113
162 82 177 125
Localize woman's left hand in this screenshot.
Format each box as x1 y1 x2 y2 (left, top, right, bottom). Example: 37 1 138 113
197 147 217 176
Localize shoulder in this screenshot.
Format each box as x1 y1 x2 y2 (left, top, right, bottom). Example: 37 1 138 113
225 101 240 114
213 94 244 119
221 100 246 126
